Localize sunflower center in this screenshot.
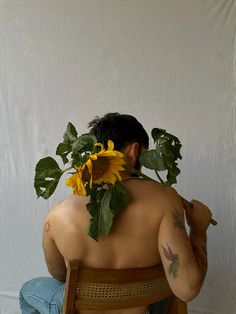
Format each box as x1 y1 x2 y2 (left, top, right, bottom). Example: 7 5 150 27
92 156 111 181
82 167 91 182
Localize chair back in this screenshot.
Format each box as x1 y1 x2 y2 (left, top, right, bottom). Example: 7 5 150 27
63 260 187 314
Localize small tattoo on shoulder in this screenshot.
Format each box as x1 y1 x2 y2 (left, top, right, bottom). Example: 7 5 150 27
172 208 185 231
161 243 180 278
45 221 51 233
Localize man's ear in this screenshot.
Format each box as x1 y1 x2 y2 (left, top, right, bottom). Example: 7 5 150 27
124 142 140 167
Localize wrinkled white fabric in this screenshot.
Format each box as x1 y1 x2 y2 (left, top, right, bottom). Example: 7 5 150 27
0 1 236 313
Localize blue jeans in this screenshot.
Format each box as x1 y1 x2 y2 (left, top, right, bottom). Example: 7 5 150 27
19 277 170 314
19 277 64 314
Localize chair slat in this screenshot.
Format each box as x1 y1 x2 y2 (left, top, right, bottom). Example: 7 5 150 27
77 263 166 283
62 260 80 314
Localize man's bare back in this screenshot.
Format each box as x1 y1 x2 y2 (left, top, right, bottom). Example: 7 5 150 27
44 179 170 314
21 113 212 314
43 176 212 314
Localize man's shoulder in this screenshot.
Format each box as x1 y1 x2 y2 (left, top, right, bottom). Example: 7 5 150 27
124 179 183 213
47 195 88 219
44 195 90 239
123 178 173 198
123 177 162 188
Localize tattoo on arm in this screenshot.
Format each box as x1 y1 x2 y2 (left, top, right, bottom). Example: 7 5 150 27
172 208 185 231
45 221 51 233
190 234 208 280
161 243 180 278
193 245 207 273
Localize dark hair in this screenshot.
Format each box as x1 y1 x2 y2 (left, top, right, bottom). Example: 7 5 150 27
88 113 149 150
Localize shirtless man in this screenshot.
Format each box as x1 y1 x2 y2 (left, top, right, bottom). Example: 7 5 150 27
19 113 212 314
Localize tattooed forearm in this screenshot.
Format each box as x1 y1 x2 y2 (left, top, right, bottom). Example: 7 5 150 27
161 243 180 278
172 208 185 230
190 232 208 281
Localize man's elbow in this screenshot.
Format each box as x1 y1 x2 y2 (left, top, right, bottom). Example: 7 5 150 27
174 282 202 302
178 288 200 303
48 266 67 282
51 271 67 282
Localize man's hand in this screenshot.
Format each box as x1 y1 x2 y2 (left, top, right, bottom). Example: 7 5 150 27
183 199 212 236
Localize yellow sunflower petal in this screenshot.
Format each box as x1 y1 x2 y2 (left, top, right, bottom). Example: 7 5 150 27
66 170 87 196
105 150 124 158
89 153 98 160
115 172 122 181
85 159 94 188
109 174 117 184
76 178 87 196
75 165 82 171
86 159 93 175
66 173 79 195
66 172 77 187
95 142 104 150
107 140 114 151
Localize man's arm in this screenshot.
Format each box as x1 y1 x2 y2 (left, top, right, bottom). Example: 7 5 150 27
183 199 210 284
158 188 212 302
189 231 207 282
42 212 67 282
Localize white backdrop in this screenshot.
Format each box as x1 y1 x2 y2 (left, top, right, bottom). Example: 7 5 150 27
0 1 236 313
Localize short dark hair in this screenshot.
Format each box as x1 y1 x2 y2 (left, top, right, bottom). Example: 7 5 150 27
88 113 149 150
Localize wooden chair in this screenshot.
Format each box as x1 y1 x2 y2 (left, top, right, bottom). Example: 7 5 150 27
63 260 187 314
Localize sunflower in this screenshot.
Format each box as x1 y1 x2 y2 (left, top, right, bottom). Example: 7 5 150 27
66 140 126 195
65 165 87 196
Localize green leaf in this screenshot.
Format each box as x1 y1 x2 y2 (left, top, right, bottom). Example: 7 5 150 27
139 150 166 171
87 189 113 241
86 183 131 241
87 201 99 241
110 181 132 215
63 122 78 145
87 188 106 241
151 128 166 142
87 216 99 241
142 128 183 186
56 122 78 164
98 189 113 237
166 165 180 185
159 136 182 160
159 141 175 161
72 133 97 154
56 143 71 164
34 157 63 199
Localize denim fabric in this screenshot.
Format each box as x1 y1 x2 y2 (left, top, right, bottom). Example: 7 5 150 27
19 276 171 314
19 277 64 314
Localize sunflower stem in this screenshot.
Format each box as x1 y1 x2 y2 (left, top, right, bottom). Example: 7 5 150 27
62 166 73 173
155 170 165 184
123 164 154 181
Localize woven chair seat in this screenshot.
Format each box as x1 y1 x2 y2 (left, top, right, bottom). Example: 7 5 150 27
77 278 169 300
